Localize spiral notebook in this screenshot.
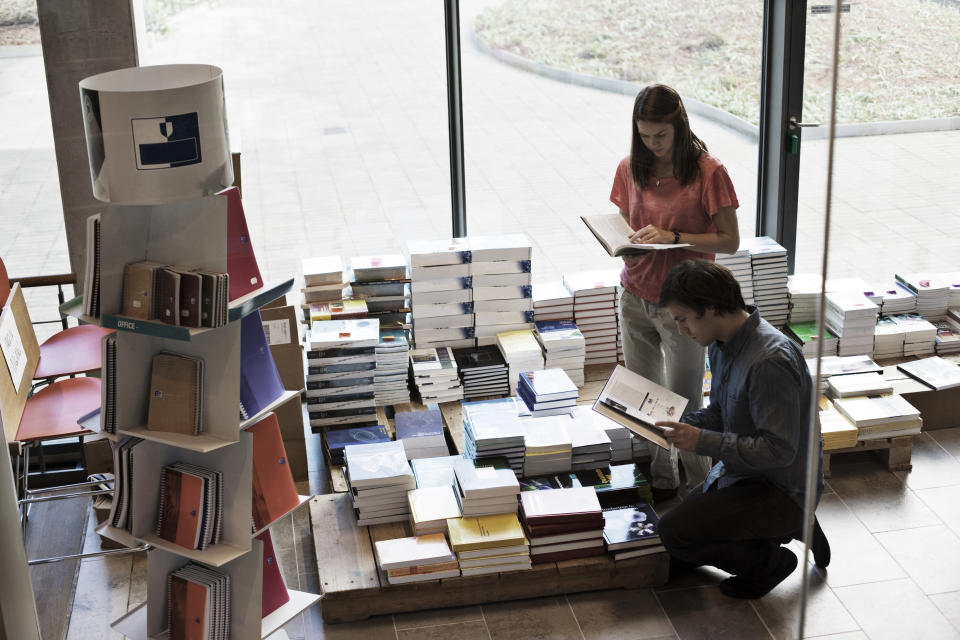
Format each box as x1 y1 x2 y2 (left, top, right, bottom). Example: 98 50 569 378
147 352 203 436
168 562 230 640
239 311 285 421
108 437 142 532
101 333 117 434
247 412 299 531
159 268 181 326
82 213 101 317
156 462 223 551
256 529 290 618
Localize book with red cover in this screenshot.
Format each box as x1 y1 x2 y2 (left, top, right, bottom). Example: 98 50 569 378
220 186 263 301
168 574 209 640
157 467 205 550
525 520 606 537
178 271 203 328
529 545 606 564
248 412 300 530
519 486 603 527
159 268 181 325
256 529 290 617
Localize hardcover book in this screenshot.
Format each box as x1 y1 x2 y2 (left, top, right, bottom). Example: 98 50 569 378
247 412 300 531
602 502 662 550
580 214 691 257
374 533 456 570
446 512 527 551
239 310 286 420
344 440 414 488
592 365 687 450
519 486 602 526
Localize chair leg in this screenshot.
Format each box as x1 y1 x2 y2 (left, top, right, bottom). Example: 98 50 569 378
20 442 30 537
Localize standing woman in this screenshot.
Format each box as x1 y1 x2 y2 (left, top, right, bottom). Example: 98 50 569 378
611 84 740 501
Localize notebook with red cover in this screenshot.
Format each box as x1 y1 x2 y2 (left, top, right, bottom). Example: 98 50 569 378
247 412 300 530
159 268 181 325
220 186 263 300
157 467 205 550
256 529 290 617
168 574 209 640
178 271 202 328
519 486 603 526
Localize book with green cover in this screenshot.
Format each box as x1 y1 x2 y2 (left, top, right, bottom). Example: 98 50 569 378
558 463 654 508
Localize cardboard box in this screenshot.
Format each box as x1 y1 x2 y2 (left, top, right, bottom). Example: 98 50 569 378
273 391 307 442
83 434 114 476
260 304 299 346
270 343 305 392
283 438 309 484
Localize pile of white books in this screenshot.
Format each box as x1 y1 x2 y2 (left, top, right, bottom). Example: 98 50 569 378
826 276 876 302
825 291 879 356
565 410 613 471
452 345 510 399
826 371 893 399
407 486 461 535
306 318 381 428
496 329 544 397
896 273 949 321
345 440 415 526
562 270 621 365
535 320 586 387
787 273 822 323
469 235 535 346
349 254 410 330
520 487 605 564
832 394 922 440
408 238 475 349
521 416 573 476
808 354 883 395
453 458 521 516
950 308 960 331
873 317 907 359
897 356 960 391
872 281 916 316
462 399 527 475
301 255 347 309
784 321 838 358
934 321 960 355
374 533 460 584
447 513 531 576
716 247 754 305
571 405 632 463
517 368 579 417
890 313 938 356
943 272 960 309
533 281 574 322
409 346 463 403
743 236 789 327
375 328 411 405
395 408 449 459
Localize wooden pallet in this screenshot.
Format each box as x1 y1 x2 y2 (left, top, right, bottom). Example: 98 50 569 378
822 435 916 478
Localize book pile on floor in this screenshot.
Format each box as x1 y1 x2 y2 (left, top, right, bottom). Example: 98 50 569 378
535 320 586 387
374 533 460 584
521 416 573 476
787 273 821 323
825 291 879 357
935 321 960 354
375 328 411 405
873 280 917 316
308 299 369 326
891 313 938 356
407 486 461 534
826 371 893 399
447 512 531 576
896 273 949 321
831 394 922 440
520 486 605 563
453 458 521 516
345 440 415 526
533 281 574 322
409 346 464 403
744 236 789 327
784 321 838 357
897 356 960 391
462 399 527 475
411 454 465 489
349 254 410 330
452 345 510 399
562 269 621 365
395 408 449 459
496 329 544 396
819 405 859 450
566 409 613 471
469 235 534 346
873 316 907 359
517 368 578 417
602 502 665 560
323 424 391 466
716 247 754 306
946 273 960 309
408 238 475 349
809 354 882 395
306 318 380 429
571 405 632 463
301 255 347 316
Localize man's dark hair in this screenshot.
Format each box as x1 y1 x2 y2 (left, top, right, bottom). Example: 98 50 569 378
659 259 747 316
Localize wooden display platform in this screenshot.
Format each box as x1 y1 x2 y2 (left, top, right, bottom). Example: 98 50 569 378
822 435 916 478
309 493 668 623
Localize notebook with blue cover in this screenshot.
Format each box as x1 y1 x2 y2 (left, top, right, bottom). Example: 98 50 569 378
239 310 286 420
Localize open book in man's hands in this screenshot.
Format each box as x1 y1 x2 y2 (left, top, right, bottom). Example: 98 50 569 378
592 364 689 450
581 214 691 257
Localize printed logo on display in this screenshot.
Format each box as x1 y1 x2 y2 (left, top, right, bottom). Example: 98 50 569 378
131 112 203 169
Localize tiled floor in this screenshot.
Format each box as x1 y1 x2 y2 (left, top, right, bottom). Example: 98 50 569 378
4 1 960 638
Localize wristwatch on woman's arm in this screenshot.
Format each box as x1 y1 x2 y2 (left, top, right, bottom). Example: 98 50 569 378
673 230 681 244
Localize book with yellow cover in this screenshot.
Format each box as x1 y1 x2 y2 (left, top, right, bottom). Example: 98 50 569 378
446 513 527 552
408 486 461 530
309 299 369 322
819 409 858 450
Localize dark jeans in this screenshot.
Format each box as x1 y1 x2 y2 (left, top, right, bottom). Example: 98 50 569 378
658 477 803 579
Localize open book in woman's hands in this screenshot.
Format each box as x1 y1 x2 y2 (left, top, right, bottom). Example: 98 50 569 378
581 214 691 257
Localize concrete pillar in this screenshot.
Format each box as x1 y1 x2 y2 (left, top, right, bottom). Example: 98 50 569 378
36 0 138 289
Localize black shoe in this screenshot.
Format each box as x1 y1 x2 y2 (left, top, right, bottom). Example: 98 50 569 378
719 547 798 599
812 519 831 569
651 486 678 503
668 556 701 579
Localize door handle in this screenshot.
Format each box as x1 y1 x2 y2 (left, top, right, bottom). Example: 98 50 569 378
789 116 821 130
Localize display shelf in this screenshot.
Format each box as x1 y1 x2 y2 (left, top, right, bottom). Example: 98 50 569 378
95 522 140 549
261 589 322 638
110 602 150 640
115 426 240 453
241 389 302 430
252 495 311 539
135 535 250 567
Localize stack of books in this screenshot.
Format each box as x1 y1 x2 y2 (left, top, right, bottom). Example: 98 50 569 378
301 255 347 314
345 440 415 526
950 307 960 332
349 254 410 330
819 406 859 450
562 270 621 365
520 487 606 563
409 346 464 403
517 368 579 417
407 486 461 534
827 276 876 301
469 235 535 346
935 321 960 355
532 281 574 322
787 273 822 323
743 236 790 327
832 394 922 440
447 513 531 576
602 502 664 560
571 405 632 463
897 356 960 391
452 345 510 399
826 371 893 399
167 564 231 638
564 462 654 508
408 238 475 349
566 411 613 471
521 416 573 476
896 273 949 322
891 313 938 356
453 458 521 516
323 424 391 466
873 316 907 359
716 247 754 305
809 354 883 395
411 454 466 489
462 400 527 475
784 321 838 358
374 328 411 405
825 291 879 357
374 533 460 584
395 409 449 459
872 281 917 316
308 299 369 326
535 320 586 387
944 272 960 309
156 463 222 550
306 318 381 429
496 329 544 397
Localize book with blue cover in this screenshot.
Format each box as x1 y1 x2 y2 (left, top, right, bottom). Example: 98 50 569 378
518 368 579 403
395 408 444 440
239 310 285 421
324 424 391 465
